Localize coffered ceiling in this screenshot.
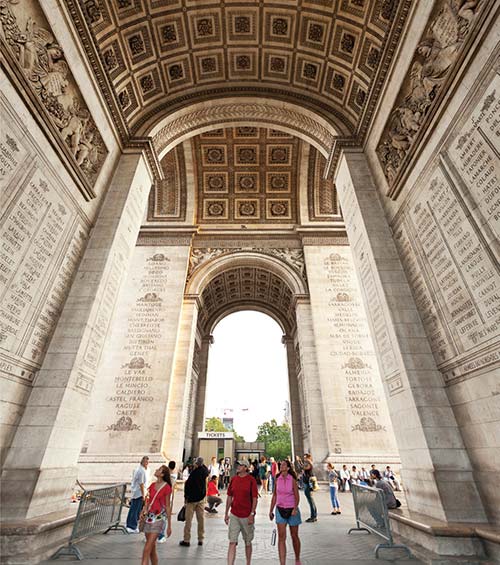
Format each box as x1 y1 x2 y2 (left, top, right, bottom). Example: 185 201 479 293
193 127 301 224
198 266 296 332
147 126 340 225
66 0 411 139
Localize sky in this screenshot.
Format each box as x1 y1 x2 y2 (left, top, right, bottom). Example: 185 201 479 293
204 311 290 441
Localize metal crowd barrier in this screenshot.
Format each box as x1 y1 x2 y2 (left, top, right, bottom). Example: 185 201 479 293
348 483 412 559
52 483 127 560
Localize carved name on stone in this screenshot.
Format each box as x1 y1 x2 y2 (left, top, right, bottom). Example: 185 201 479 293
447 74 500 242
323 251 388 426
394 163 500 380
0 165 86 380
105 253 171 430
0 0 107 190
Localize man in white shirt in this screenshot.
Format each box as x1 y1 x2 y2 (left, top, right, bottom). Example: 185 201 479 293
383 466 401 491
126 455 149 533
208 456 220 480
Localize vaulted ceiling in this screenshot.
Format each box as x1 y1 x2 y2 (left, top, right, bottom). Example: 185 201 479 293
66 0 411 139
147 126 340 225
197 266 296 332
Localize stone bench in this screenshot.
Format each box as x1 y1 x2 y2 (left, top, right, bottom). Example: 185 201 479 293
388 509 500 561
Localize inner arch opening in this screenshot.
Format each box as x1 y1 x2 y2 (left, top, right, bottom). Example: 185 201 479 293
204 311 291 445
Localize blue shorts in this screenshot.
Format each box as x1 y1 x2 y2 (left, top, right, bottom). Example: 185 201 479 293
276 507 302 526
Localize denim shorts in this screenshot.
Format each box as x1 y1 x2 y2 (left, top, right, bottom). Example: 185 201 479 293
276 507 302 526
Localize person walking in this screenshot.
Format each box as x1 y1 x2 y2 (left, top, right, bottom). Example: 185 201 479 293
141 465 172 565
294 456 304 489
327 463 341 515
258 456 268 495
269 459 302 565
205 475 223 513
126 456 149 533
269 457 278 493
218 458 225 490
158 460 177 544
225 460 258 565
179 456 209 547
302 454 317 522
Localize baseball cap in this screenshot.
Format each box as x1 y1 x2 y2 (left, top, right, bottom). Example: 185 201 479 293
237 460 249 467
195 457 204 466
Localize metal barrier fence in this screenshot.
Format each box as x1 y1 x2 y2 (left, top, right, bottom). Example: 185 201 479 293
348 483 412 559
52 483 127 560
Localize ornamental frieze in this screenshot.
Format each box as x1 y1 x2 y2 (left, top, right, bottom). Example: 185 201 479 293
0 0 107 194
187 247 307 284
376 0 486 196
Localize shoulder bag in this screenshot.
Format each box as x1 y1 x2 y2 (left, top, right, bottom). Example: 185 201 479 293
138 483 167 532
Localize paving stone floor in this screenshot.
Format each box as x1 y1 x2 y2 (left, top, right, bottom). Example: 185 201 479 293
45 488 420 564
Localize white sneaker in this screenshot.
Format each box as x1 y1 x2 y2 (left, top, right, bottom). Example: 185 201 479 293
157 537 166 543
126 527 139 534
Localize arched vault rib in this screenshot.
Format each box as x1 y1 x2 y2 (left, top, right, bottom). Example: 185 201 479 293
142 98 340 159
186 251 309 335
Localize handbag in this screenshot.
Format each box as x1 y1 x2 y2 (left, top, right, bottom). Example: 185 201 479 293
276 506 294 519
138 483 167 532
177 505 186 522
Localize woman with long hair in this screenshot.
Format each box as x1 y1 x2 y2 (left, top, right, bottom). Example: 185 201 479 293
327 463 341 515
141 465 172 565
269 460 302 565
259 456 269 495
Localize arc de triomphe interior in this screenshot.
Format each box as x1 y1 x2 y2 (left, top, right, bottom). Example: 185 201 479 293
0 0 499 562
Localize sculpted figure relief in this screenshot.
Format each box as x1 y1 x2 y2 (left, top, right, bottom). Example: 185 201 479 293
377 0 483 186
187 247 307 282
0 0 107 187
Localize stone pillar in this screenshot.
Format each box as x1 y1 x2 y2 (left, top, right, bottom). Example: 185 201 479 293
335 149 487 523
190 336 211 458
302 242 398 465
0 150 153 521
294 298 330 461
77 239 192 484
283 336 304 458
161 297 199 463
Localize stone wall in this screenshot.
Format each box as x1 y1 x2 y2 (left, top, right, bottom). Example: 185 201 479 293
364 11 500 523
304 245 399 463
78 244 189 484
0 82 118 468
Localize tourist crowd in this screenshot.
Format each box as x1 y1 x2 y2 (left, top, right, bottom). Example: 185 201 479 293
126 454 402 565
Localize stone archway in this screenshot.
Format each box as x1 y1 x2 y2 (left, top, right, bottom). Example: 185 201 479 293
180 251 312 461
142 97 340 159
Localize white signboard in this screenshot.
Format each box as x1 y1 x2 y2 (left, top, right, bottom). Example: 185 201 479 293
198 431 234 439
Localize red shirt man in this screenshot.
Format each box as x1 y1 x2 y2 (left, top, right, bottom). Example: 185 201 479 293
225 461 258 565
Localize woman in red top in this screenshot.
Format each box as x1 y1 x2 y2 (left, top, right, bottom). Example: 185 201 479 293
205 475 223 513
141 465 172 565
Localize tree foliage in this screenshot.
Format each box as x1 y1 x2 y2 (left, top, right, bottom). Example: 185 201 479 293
256 419 292 461
204 416 245 442
205 416 227 432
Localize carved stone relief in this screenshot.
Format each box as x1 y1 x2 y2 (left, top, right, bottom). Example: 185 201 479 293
63 0 412 141
0 0 107 193
376 0 488 195
187 247 307 284
153 103 335 157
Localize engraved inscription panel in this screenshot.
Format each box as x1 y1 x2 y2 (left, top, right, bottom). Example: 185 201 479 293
0 164 87 381
83 246 189 454
307 246 397 455
394 163 500 380
447 73 500 242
